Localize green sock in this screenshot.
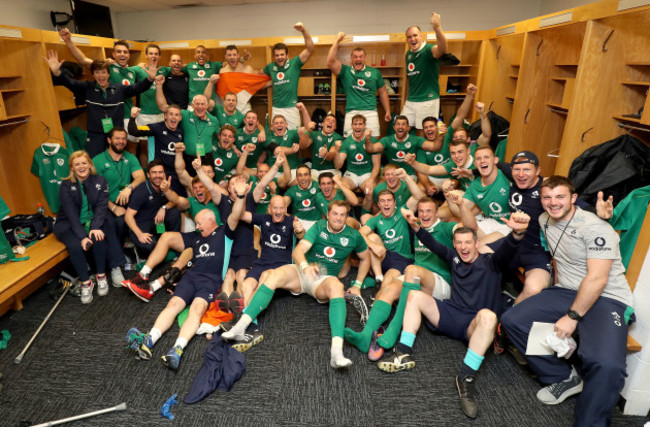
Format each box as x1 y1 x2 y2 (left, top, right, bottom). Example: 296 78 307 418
242 284 274 320
377 281 421 349
344 300 392 352
329 297 347 339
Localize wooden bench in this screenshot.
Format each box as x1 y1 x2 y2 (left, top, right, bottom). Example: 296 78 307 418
0 234 68 317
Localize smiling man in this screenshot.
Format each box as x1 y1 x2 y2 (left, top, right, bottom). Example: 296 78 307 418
327 32 391 137
222 200 371 369
264 22 315 129
401 13 447 134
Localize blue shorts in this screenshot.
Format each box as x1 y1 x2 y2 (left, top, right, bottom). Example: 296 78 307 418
487 239 551 273
173 271 220 305
381 250 414 274
245 260 285 281
425 299 478 344
229 251 258 272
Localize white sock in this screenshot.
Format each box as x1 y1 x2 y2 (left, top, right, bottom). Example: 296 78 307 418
149 327 162 345
140 265 152 279
225 314 253 338
150 278 163 292
330 337 352 368
174 337 188 349
331 336 344 353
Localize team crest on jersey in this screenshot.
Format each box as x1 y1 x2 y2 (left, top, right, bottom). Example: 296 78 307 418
122 79 130 85
408 63 415 71
273 65 278 71
340 237 349 247
226 152 232 158
215 158 223 167
396 151 405 159
302 199 311 207
391 142 398 148
95 183 101 190
310 188 316 194
283 135 288 141
252 137 257 143
71 185 76 191
357 79 366 87
277 72 285 80
324 246 336 257
192 64 198 69
405 141 412 149
57 158 64 166
500 188 507 195
453 256 460 264
532 190 539 198
270 234 281 244
385 229 396 238
105 163 110 168
148 195 154 200
124 159 129 164
365 71 371 78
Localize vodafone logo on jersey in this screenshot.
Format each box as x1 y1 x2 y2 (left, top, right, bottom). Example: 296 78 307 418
357 79 366 87
324 246 336 257
215 158 223 167
168 142 176 152
355 153 364 161
385 229 396 239
302 199 311 207
122 79 130 85
396 151 405 159
277 72 285 80
198 70 206 77
261 192 268 200
408 63 415 72
270 234 281 244
199 244 209 255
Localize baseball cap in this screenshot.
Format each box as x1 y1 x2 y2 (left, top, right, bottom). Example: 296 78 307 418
511 151 539 166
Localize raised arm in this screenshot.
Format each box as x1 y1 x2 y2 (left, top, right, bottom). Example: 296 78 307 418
203 74 219 112
474 102 491 146
253 153 285 202
160 176 190 212
155 74 170 112
333 174 359 206
294 22 315 64
446 190 478 230
450 83 477 130
173 142 193 191
378 86 392 123
333 140 346 169
277 153 292 188
327 32 346 75
59 28 93 68
403 153 447 176
429 13 447 58
228 180 248 232
395 168 424 211
194 155 223 205
364 130 384 153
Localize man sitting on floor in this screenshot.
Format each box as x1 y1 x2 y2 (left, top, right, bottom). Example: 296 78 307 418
222 200 371 369
378 208 529 420
125 194 244 370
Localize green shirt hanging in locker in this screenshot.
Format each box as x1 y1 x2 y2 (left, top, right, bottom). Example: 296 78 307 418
31 144 70 213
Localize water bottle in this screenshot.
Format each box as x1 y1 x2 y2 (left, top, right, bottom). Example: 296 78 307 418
37 203 45 216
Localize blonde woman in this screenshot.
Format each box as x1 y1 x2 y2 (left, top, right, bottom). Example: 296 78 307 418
54 151 126 303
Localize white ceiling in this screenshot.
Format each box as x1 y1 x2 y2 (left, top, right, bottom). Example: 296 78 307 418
82 0 307 13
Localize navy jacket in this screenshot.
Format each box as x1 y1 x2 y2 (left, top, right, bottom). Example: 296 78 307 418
55 174 110 240
53 72 152 134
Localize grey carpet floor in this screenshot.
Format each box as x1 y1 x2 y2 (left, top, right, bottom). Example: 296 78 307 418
0 271 647 427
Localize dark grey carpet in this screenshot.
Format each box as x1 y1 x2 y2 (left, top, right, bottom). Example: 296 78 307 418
0 271 647 427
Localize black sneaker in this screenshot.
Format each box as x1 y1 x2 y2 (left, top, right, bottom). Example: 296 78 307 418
493 322 507 355
162 267 183 286
456 375 478 419
536 368 583 405
215 291 229 312
231 329 264 352
228 291 244 322
377 349 415 373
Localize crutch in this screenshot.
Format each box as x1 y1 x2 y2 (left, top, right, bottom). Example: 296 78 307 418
31 402 127 426
14 284 70 364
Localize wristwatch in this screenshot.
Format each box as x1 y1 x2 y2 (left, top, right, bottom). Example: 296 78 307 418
237 194 246 199
567 309 583 321
161 205 168 211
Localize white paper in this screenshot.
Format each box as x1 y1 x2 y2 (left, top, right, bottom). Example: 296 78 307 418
525 322 555 356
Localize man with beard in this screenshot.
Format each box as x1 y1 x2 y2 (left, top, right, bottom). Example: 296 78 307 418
184 45 222 103
93 127 146 254
128 105 185 195
327 32 391 137
370 164 424 215
209 125 240 185
222 200 371 369
416 117 449 196
218 45 266 113
264 104 313 182
284 164 321 232
236 146 291 214
306 114 343 179
125 160 181 256
263 22 315 130
315 173 359 220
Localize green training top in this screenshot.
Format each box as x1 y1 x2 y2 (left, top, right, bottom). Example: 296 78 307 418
211 144 239 183
405 42 440 102
31 145 70 213
180 109 220 156
264 129 301 169
310 130 343 172
379 134 426 176
285 181 321 221
340 135 377 176
373 180 411 206
235 129 265 169
93 150 142 203
183 61 223 102
315 189 346 217
303 219 368 276
213 104 245 129
365 208 413 259
414 220 455 283
187 197 222 225
263 57 304 108
464 169 510 220
338 64 385 112
109 64 148 119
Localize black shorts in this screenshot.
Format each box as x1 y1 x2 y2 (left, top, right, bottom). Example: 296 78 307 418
229 251 258 272
381 250 414 275
173 271 220 305
245 259 286 281
425 300 478 344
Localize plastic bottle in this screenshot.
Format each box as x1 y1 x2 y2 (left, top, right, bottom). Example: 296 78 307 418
380 53 386 66
372 53 376 66
37 203 45 216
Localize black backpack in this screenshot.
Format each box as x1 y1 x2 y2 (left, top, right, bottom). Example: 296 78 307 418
2 213 55 246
